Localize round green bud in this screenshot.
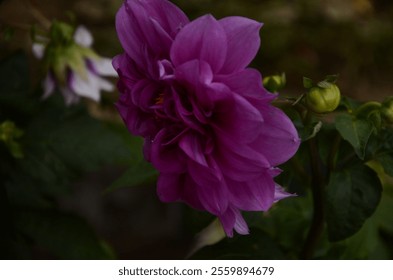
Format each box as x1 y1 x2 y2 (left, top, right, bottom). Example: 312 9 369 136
263 73 286 92
305 84 341 114
381 97 393 124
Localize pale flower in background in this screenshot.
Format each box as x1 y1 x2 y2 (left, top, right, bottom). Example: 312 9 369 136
33 24 117 105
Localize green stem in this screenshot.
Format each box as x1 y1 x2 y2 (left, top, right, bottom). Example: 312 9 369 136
300 137 325 259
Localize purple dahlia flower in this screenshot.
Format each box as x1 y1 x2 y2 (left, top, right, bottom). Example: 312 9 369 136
113 0 300 236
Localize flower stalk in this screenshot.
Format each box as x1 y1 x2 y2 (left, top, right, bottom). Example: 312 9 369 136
300 136 325 259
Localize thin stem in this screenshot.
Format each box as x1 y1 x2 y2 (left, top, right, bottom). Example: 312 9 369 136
300 137 325 259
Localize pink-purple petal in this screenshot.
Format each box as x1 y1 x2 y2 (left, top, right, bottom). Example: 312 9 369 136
274 184 296 202
251 105 301 166
215 68 275 101
179 132 208 166
157 173 181 202
170 14 227 73
219 16 263 74
219 206 249 237
150 128 187 173
227 172 275 211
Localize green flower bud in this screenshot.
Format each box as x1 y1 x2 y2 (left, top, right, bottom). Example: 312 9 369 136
381 97 393 124
305 83 341 113
263 73 286 92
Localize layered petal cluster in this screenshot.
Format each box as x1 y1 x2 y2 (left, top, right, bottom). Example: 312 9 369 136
33 25 117 105
113 0 300 236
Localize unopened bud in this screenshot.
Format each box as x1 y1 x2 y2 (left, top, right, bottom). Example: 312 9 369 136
381 97 393 124
305 83 341 113
263 73 286 92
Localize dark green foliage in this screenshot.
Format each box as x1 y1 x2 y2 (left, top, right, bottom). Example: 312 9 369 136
0 52 135 259
326 164 382 241
335 114 374 160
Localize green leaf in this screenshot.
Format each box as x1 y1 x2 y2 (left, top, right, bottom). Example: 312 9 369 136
375 152 393 177
335 113 374 160
44 116 131 172
14 209 115 259
105 160 158 193
303 77 313 89
327 183 393 259
23 99 133 174
326 164 382 241
340 96 361 112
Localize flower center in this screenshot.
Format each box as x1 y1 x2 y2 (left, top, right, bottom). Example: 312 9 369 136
155 93 165 105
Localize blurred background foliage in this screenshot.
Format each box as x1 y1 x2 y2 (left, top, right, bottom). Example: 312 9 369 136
1 0 393 259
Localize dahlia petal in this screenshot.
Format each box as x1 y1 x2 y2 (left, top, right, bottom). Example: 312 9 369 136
116 0 188 65
132 0 189 38
150 128 187 173
113 54 142 91
115 3 148 67
171 14 227 73
192 171 228 215
227 173 275 211
157 173 181 202
251 105 301 166
185 154 228 215
182 174 205 211
219 16 262 74
187 157 223 188
179 132 208 166
158 59 175 80
215 68 275 101
74 25 93 47
116 101 158 137
215 132 270 181
131 79 161 111
174 60 215 109
175 60 213 89
130 5 173 56
219 206 249 237
274 184 296 202
213 91 264 143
